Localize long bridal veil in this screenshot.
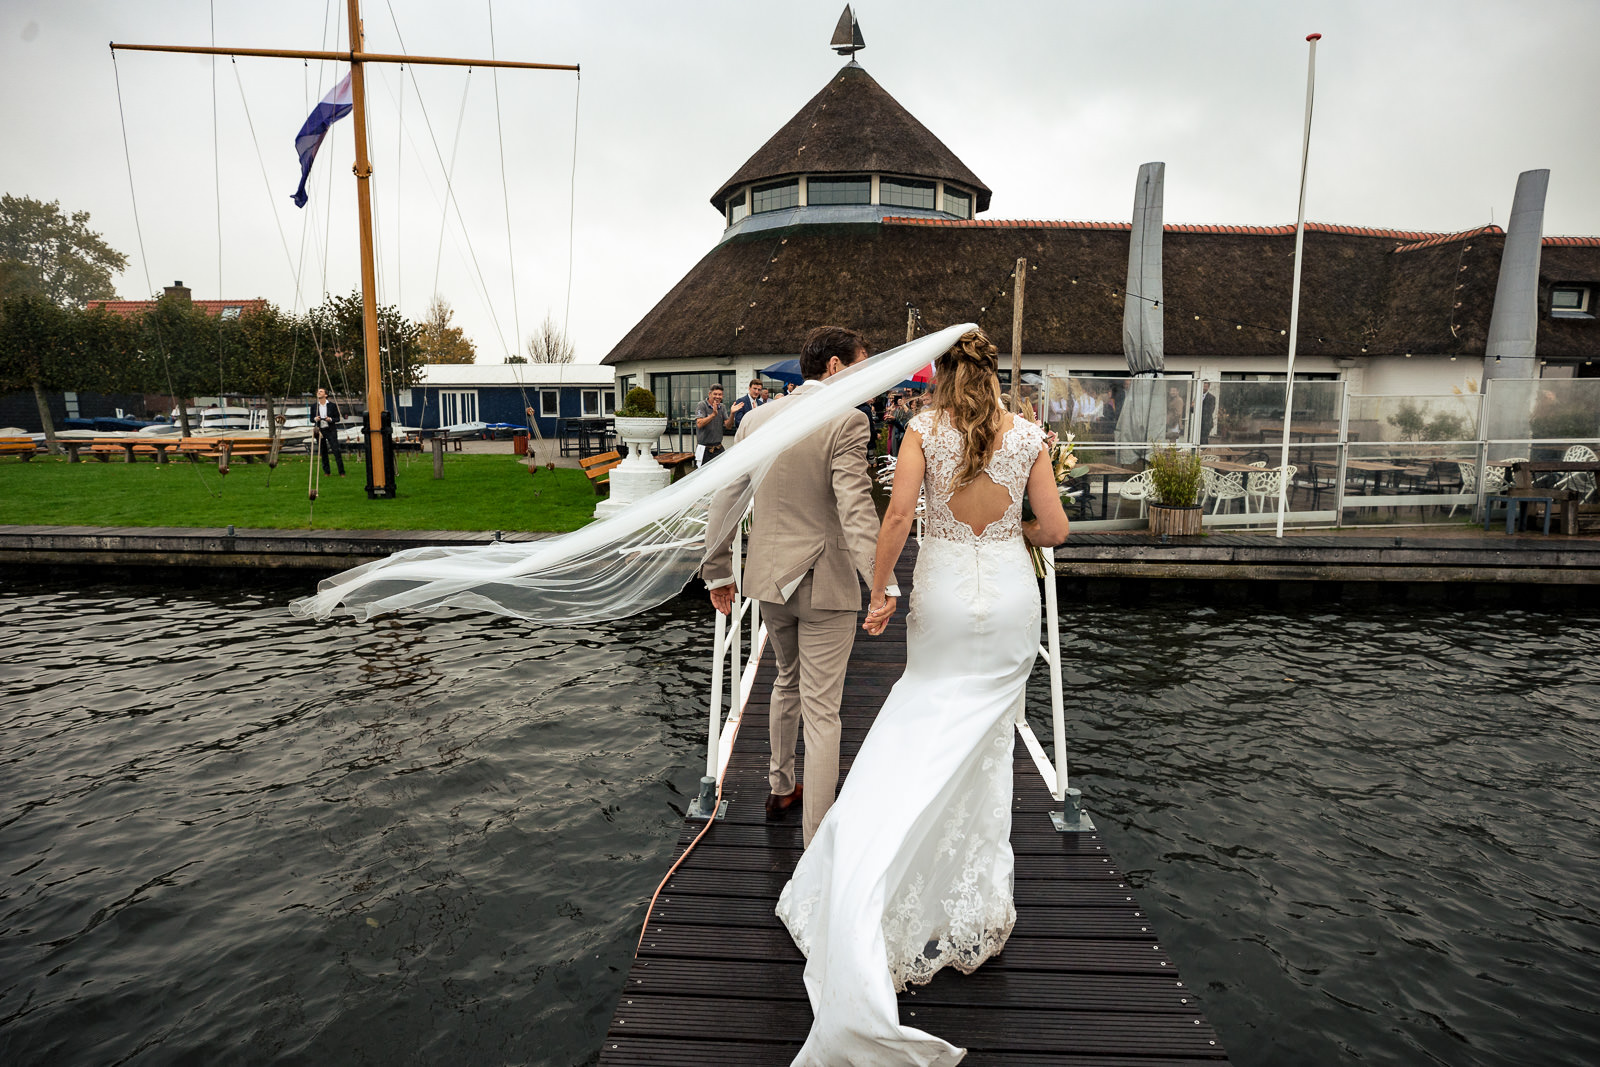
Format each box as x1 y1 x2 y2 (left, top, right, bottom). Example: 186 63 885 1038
289 324 973 624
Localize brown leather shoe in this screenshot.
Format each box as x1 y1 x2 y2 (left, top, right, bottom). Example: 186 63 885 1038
765 784 802 821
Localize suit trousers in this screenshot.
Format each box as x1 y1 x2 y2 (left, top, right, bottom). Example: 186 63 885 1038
761 571 857 847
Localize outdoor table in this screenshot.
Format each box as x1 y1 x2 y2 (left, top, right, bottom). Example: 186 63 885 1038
1067 462 1136 520
1507 459 1600 492
1201 458 1260 473
1342 458 1407 494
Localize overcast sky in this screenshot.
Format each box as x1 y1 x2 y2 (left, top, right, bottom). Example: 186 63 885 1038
4 0 1597 366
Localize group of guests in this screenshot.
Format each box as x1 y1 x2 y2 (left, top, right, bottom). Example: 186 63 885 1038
693 378 814 467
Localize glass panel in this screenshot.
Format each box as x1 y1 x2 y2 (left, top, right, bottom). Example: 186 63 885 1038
581 390 601 416
880 178 935 210
726 190 748 225
752 180 799 213
1484 377 1600 462
942 187 971 219
1552 288 1582 310
807 176 870 205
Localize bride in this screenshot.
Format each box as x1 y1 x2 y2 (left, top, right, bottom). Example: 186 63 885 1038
777 328 1069 1065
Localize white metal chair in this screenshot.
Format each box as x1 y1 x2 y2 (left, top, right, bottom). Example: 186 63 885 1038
1115 469 1157 518
1451 461 1511 518
1203 466 1246 514
1245 465 1296 513
1554 444 1597 503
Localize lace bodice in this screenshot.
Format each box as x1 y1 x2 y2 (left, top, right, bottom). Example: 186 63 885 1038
910 410 1046 546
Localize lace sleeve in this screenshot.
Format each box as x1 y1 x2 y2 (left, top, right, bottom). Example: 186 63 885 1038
908 410 936 437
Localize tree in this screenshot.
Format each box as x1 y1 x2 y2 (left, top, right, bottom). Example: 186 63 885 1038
0 294 73 451
525 313 575 364
416 295 476 364
305 290 424 398
136 291 229 437
0 194 128 307
222 304 311 440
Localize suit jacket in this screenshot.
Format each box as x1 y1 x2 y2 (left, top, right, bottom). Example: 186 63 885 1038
701 381 879 612
313 401 342 428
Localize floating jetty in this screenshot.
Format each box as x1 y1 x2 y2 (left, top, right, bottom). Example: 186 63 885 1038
598 546 1230 1065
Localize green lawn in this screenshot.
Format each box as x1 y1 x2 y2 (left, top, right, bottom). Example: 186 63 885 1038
0 451 601 532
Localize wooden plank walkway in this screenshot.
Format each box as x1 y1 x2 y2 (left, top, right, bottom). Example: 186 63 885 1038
599 549 1230 1065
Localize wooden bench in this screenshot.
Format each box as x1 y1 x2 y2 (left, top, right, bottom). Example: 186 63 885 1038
580 450 623 494
0 435 37 461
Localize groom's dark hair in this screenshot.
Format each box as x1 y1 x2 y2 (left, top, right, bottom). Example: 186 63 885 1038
800 326 867 379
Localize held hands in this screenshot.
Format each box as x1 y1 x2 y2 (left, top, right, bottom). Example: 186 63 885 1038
863 593 897 636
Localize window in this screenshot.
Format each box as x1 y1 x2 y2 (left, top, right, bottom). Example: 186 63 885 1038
581 389 601 416
941 186 972 219
539 390 559 418
752 180 799 214
439 389 479 426
649 371 736 421
808 175 870 205
602 391 617 415
1551 286 1593 319
396 389 413 408
725 189 748 225
880 178 936 210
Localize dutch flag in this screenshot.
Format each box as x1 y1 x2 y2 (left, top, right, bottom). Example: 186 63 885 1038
291 72 353 208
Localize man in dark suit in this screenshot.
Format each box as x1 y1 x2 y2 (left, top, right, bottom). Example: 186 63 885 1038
1199 380 1217 445
312 388 346 476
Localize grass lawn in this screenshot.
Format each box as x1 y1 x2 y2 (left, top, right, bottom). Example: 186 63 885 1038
0 451 601 532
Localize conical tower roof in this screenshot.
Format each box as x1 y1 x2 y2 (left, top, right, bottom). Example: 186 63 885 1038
710 62 990 214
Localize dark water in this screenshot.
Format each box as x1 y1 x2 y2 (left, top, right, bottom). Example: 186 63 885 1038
1 577 1597 1066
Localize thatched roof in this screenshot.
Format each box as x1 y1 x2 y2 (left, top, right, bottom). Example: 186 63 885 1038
602 220 1600 365
710 62 990 213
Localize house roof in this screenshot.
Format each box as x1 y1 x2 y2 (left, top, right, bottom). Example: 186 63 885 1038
710 62 991 213
86 297 269 318
602 219 1600 366
417 362 613 387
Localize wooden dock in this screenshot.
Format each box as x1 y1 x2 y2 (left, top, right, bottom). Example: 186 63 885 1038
598 549 1230 1065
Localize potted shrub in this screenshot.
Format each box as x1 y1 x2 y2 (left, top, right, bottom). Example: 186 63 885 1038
1145 442 1204 536
614 386 668 449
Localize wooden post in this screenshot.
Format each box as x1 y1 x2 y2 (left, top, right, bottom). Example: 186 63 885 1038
906 306 916 344
1010 257 1027 415
432 436 446 479
345 0 392 499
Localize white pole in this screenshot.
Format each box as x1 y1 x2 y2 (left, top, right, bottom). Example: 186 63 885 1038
706 609 725 781
1277 32 1321 537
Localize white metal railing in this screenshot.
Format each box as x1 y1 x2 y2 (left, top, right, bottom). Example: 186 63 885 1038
689 516 1091 833
687 511 765 820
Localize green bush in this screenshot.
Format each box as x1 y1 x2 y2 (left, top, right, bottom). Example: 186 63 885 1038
1146 443 1203 506
619 386 664 418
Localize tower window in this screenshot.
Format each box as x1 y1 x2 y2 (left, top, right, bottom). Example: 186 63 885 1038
880 178 936 210
726 189 749 225
808 176 871 205
941 187 972 219
753 180 800 214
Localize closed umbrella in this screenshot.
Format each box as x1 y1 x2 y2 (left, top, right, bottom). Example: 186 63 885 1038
1115 161 1167 456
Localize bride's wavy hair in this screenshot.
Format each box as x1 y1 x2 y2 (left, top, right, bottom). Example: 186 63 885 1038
928 328 1004 488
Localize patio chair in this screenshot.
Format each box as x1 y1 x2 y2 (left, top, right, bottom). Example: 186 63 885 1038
1292 462 1337 510
1553 445 1597 503
1203 466 1247 514
1115 469 1157 518
1245 465 1297 513
1450 461 1511 517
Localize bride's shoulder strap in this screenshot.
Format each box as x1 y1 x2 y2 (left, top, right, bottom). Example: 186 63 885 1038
908 409 936 435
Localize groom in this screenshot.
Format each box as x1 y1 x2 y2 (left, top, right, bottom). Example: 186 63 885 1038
702 326 897 847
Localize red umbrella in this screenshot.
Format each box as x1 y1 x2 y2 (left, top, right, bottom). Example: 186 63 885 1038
911 364 935 384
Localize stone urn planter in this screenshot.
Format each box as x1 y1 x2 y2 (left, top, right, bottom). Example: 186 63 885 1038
596 395 672 518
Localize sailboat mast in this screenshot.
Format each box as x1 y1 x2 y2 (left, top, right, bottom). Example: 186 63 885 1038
346 0 393 497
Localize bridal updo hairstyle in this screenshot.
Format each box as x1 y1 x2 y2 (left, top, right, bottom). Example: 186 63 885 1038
929 328 1004 489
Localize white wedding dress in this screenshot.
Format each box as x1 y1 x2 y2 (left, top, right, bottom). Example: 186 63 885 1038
775 410 1047 1066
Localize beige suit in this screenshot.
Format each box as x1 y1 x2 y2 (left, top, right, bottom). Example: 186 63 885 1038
701 382 880 845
